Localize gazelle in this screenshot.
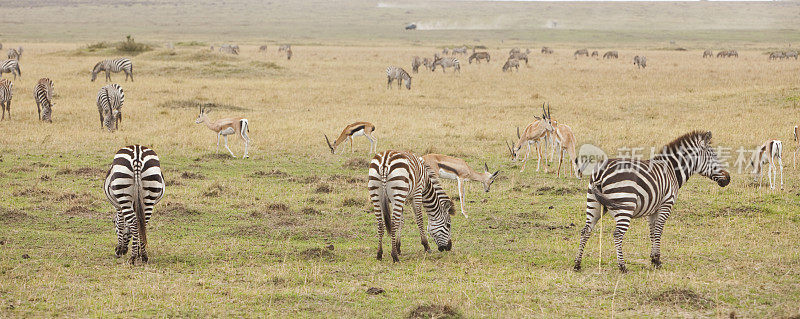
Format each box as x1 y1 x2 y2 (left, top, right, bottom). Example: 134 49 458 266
506 104 555 172
549 120 581 179
793 125 799 169
194 107 251 158
750 140 783 190
325 122 377 154
421 154 500 219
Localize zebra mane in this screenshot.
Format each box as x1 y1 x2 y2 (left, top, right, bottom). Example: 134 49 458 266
661 130 712 153
92 61 103 71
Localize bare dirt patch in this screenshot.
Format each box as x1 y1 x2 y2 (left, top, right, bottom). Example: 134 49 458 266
342 197 364 207
64 205 103 219
180 171 205 179
56 167 105 179
408 304 461 319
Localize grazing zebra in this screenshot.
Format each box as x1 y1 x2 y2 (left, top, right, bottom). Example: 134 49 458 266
442 47 449 55
412 56 424 73
452 46 468 55
386 66 411 90
7 47 22 60
509 52 528 65
574 131 730 272
431 57 460 73
591 50 599 57
785 51 798 60
0 79 11 120
259 45 268 52
104 145 165 265
278 44 291 52
219 44 239 55
703 50 713 58
716 50 728 58
541 47 554 54
633 55 647 68
603 51 618 59
502 58 520 72
91 58 134 82
728 50 739 58
368 150 455 262
97 84 124 131
509 48 520 55
34 78 55 122
769 52 784 60
0 59 21 79
750 140 783 190
574 49 589 58
468 52 490 64
286 48 292 60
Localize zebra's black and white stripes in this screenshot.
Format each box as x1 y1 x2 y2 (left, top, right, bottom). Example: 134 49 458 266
431 57 460 73
386 66 411 90
91 58 134 82
34 78 54 122
368 150 455 262
1 59 21 79
0 78 11 120
574 131 730 272
97 84 124 131
104 145 165 264
7 47 22 60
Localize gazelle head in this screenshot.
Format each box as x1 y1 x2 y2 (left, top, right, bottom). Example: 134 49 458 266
481 163 501 192
324 134 337 154
195 107 210 124
540 103 555 132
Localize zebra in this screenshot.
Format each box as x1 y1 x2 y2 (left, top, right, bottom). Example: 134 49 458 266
502 58 519 72
703 50 713 58
451 46 468 55
591 50 599 57
431 57 460 73
0 59 21 79
104 145 165 265
785 51 798 60
509 52 528 65
468 52 490 64
278 44 291 52
368 150 455 262
259 45 268 52
386 66 411 90
633 55 647 68
509 48 520 55
442 47 449 55
7 47 22 60
91 58 134 82
574 49 589 58
728 50 739 58
412 56 423 73
541 47 554 54
97 84 124 131
573 131 730 272
0 79 11 120
603 51 618 59
34 78 54 122
769 52 784 60
219 44 239 55
286 48 292 60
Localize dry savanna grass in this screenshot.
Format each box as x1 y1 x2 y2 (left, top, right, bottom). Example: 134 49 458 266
1 4 800 316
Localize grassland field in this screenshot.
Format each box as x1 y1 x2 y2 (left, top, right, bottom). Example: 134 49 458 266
1 0 800 318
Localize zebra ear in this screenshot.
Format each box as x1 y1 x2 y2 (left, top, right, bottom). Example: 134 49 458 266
703 131 712 142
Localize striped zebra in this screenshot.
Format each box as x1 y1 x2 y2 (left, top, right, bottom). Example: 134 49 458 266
573 131 730 272
104 145 165 264
633 55 647 68
502 58 519 72
0 79 11 120
431 57 460 73
7 47 22 60
278 44 291 52
91 58 134 82
219 44 239 55
97 84 124 131
368 150 455 262
386 66 411 90
34 78 54 122
0 59 21 79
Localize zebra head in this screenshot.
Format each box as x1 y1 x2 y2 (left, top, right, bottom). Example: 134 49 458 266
103 109 120 132
423 166 454 251
694 131 730 187
90 62 103 82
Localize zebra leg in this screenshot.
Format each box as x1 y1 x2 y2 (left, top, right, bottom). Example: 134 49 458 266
387 76 392 89
612 211 634 273
35 99 41 121
574 189 602 271
368 178 385 260
223 135 236 158
114 209 128 257
412 191 430 252
123 209 140 265
5 100 9 120
648 201 673 268
129 70 134 82
390 198 405 262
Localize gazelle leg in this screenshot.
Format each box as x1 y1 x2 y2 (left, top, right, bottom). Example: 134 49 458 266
778 156 784 190
216 132 222 153
521 144 531 172
367 134 376 154
457 178 468 218
557 149 565 178
224 135 236 158
240 127 250 158
349 136 354 153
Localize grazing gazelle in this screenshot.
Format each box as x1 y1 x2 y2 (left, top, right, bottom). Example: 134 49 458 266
194 107 251 158
325 121 377 154
506 104 555 172
750 140 783 190
422 154 500 219
549 120 581 179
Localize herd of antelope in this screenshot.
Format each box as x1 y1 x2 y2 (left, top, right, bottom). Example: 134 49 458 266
1 42 797 271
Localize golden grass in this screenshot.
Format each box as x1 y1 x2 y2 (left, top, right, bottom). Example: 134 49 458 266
0 42 799 317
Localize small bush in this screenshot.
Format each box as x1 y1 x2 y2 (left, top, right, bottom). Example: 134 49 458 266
115 35 152 53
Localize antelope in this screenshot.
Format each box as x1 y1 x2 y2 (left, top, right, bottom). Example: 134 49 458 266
750 140 783 190
325 122 377 154
794 125 800 169
421 154 500 219
194 107 251 158
548 119 581 179
506 104 555 172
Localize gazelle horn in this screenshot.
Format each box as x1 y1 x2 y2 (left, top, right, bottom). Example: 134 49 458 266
324 134 335 154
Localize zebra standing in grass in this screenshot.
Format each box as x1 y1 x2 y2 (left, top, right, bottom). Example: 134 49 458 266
411 56 424 73
573 131 730 272
502 58 519 72
97 84 124 131
91 58 134 82
386 66 411 90
633 55 647 68
431 57 460 73
509 52 528 65
0 59 21 79
278 44 291 52
34 78 54 122
603 51 618 59
0 79 11 120
468 52 490 64
7 47 22 60
104 145 165 265
785 51 798 60
368 150 455 262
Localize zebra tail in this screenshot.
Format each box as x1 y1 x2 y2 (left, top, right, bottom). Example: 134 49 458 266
133 172 148 251
590 184 625 211
379 179 392 234
794 126 797 142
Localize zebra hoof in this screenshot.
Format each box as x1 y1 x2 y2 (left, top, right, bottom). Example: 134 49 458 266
115 245 128 257
141 254 148 264
618 264 628 273
128 255 137 265
651 255 662 268
573 263 582 272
